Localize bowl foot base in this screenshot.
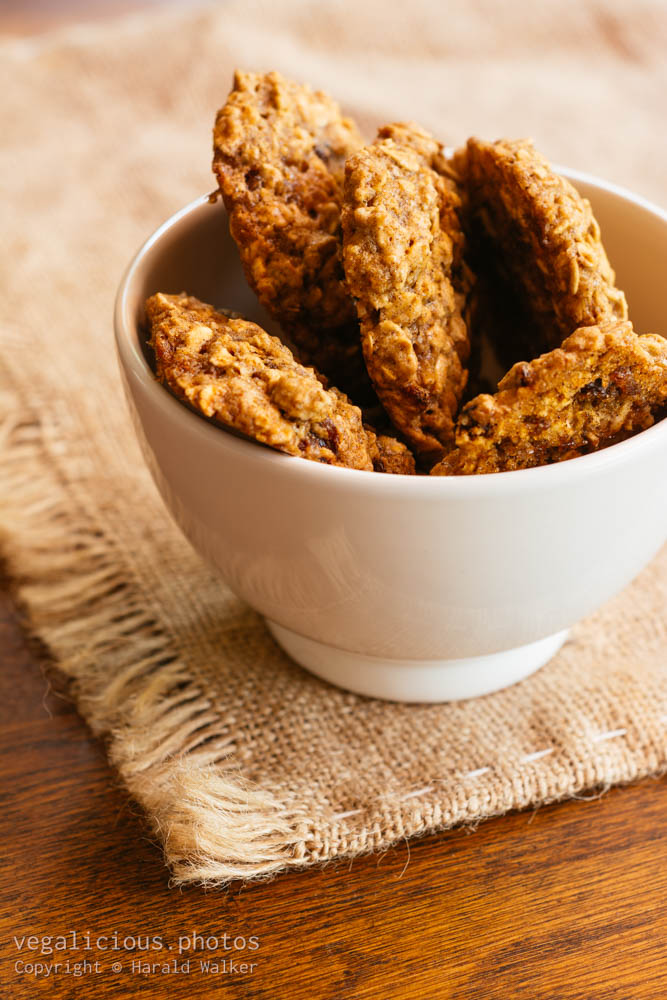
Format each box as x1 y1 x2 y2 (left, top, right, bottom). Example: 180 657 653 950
266 621 569 702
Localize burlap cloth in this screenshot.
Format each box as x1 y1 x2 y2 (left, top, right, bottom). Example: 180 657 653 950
2 0 666 885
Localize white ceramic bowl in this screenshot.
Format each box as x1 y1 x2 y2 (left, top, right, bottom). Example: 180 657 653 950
115 171 667 702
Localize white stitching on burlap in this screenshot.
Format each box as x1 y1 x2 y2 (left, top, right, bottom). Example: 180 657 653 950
331 724 659 821
464 766 491 778
520 748 554 763
591 727 628 743
401 785 435 800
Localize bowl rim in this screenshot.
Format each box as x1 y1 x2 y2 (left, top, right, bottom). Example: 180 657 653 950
114 168 667 497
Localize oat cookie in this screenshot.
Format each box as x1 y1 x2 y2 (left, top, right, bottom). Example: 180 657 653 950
366 430 416 475
212 70 367 394
146 292 373 470
431 321 667 476
459 138 627 358
342 123 470 460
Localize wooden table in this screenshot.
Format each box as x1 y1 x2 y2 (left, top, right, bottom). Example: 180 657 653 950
1 4 666 997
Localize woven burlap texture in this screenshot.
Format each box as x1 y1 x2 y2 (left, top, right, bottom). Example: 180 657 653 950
1 0 666 885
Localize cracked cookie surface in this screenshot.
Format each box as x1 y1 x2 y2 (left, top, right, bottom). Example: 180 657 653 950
212 70 368 397
431 321 667 475
342 123 470 461
459 138 627 360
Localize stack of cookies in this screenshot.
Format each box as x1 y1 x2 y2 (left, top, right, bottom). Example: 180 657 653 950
146 71 667 475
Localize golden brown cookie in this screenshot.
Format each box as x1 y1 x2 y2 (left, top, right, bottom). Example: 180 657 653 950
459 138 627 359
366 430 416 475
212 70 368 397
146 292 373 470
431 321 667 476
342 123 471 461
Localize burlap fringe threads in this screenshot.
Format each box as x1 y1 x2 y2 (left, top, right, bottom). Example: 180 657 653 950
0 394 308 884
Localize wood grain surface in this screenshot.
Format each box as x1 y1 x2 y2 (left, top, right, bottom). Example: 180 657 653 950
2 581 666 999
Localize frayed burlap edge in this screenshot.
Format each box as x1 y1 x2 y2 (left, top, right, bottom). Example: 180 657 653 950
0 389 311 885
1 381 666 886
